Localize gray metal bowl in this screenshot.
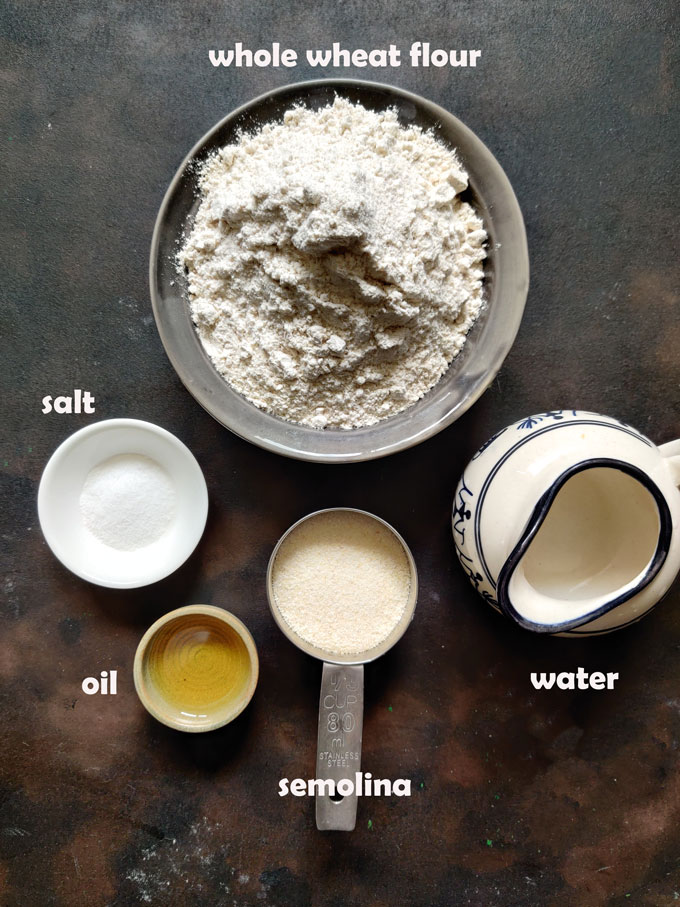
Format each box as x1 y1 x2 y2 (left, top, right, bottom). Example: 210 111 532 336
150 79 529 463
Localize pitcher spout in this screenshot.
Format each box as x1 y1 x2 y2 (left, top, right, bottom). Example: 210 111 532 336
496 459 672 633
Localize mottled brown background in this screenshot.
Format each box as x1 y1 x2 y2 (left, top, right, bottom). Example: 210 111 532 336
1 1 679 905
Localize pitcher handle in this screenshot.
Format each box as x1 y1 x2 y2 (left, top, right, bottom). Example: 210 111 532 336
659 439 680 487
315 663 364 831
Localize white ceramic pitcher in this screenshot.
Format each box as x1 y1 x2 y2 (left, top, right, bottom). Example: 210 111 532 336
453 410 680 636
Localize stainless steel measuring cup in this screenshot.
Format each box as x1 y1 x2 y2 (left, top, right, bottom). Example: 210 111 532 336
266 507 418 831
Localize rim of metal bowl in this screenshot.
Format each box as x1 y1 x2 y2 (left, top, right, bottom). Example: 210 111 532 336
150 78 529 463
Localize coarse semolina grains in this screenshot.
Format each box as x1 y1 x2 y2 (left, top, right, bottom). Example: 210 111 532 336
271 510 412 655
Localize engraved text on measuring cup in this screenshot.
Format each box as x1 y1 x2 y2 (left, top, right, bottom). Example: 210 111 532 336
321 671 359 760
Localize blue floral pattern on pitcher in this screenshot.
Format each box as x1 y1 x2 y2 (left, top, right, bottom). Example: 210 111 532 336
516 410 578 430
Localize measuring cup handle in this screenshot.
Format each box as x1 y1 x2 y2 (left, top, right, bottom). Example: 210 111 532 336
315 663 364 831
660 439 680 487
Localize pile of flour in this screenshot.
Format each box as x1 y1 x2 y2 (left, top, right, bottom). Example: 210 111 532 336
179 97 487 429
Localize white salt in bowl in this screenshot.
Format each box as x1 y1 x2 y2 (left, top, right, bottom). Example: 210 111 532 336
38 419 208 588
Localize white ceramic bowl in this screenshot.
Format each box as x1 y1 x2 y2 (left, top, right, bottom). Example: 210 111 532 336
38 419 208 588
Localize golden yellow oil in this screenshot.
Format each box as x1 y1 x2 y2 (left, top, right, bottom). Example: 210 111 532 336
144 614 252 720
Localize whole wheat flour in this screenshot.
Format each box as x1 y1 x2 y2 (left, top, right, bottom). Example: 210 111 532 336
179 97 486 429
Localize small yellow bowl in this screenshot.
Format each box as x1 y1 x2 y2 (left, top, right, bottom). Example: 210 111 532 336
133 605 258 732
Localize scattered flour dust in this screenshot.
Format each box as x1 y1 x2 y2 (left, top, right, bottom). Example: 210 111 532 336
123 816 263 903
271 510 412 655
124 817 231 903
179 96 487 429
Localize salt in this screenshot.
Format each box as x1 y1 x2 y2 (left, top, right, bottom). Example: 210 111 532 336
271 510 412 655
79 454 176 551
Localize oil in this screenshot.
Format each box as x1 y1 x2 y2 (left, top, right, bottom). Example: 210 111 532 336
143 614 252 720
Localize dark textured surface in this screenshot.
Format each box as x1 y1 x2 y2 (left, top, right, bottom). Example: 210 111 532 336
1 2 679 905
